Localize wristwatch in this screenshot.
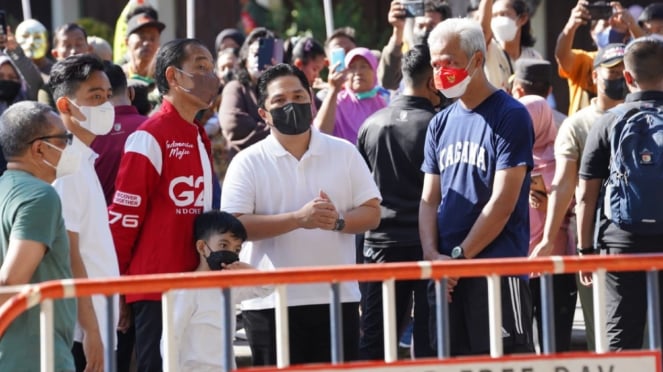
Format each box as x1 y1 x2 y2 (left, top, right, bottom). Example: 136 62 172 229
576 247 596 255
332 217 345 231
450 245 466 259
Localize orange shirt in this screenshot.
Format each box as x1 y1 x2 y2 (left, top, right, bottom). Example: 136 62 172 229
558 49 597 116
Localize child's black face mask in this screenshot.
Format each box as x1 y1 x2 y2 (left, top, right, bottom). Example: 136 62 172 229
205 245 240 270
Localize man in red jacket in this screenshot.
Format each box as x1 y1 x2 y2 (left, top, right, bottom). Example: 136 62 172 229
109 38 219 372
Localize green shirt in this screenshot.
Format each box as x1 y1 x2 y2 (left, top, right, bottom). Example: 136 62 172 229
0 170 76 372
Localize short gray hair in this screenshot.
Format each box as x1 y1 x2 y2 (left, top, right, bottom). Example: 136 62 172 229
0 101 56 158
428 18 486 60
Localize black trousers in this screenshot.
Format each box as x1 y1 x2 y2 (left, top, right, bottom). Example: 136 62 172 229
132 300 162 372
602 246 663 350
242 303 360 366
529 273 577 352
116 325 135 372
358 246 434 360
428 276 534 356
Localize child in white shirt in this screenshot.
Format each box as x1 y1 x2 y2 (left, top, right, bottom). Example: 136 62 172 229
161 210 271 371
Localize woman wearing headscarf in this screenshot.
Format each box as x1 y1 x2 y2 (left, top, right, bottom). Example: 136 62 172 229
315 47 387 145
520 95 576 352
0 55 27 115
0 55 28 174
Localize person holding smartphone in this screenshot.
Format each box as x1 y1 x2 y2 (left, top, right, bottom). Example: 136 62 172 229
555 0 644 116
219 27 276 161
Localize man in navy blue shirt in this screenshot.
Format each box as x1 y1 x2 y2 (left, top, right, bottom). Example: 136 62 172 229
420 18 534 355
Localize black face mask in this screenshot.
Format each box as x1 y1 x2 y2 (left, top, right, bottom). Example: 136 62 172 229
206 249 239 271
269 102 312 135
603 77 627 101
0 80 21 102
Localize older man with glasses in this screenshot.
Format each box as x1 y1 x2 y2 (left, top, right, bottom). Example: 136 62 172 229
0 101 78 372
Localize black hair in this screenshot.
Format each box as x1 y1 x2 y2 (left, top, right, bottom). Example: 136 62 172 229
402 44 433 87
49 54 105 101
0 101 55 158
126 4 159 21
128 82 152 115
102 61 128 97
289 36 326 65
257 63 310 109
624 37 663 84
514 78 550 97
194 210 247 243
236 27 276 88
154 38 206 95
507 0 536 48
425 0 452 20
324 27 356 50
52 23 88 48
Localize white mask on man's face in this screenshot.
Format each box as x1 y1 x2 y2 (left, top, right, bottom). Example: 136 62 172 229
42 141 82 178
69 101 115 135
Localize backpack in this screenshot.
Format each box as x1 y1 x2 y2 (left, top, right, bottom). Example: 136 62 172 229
604 103 663 235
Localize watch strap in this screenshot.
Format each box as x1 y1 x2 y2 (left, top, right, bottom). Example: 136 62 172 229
576 247 596 255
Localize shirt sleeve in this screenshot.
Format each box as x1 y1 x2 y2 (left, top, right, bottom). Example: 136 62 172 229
52 172 85 233
108 130 162 274
232 284 274 302
557 49 596 93
220 153 256 215
554 117 581 161
579 113 614 180
348 145 382 207
377 38 403 90
10 185 62 250
218 81 270 152
494 106 534 171
421 115 441 174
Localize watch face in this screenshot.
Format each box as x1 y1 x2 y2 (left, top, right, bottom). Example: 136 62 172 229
451 246 464 259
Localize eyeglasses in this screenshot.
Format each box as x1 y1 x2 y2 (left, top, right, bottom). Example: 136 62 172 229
28 132 74 146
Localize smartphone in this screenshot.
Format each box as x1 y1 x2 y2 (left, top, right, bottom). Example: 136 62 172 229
0 11 7 35
257 38 284 71
402 0 425 18
587 2 613 20
530 174 547 195
330 47 346 72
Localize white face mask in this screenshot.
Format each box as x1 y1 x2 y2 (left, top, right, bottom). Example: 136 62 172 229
42 141 82 178
69 101 116 135
491 16 518 43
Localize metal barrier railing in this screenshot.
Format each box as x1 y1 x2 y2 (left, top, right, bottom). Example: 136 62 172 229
1 254 662 371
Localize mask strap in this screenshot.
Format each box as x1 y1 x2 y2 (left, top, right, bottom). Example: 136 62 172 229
42 140 64 153
203 242 213 256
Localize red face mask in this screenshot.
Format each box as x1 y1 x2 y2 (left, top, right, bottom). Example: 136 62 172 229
433 65 469 90
433 56 475 99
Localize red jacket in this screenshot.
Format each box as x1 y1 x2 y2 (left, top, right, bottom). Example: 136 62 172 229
109 99 213 303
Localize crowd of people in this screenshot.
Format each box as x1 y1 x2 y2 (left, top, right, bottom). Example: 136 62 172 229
0 0 663 371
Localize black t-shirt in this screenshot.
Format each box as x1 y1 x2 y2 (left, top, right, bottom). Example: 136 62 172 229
357 95 436 250
579 91 663 252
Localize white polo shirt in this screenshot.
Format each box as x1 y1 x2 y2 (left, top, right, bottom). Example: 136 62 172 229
53 137 120 350
221 128 381 310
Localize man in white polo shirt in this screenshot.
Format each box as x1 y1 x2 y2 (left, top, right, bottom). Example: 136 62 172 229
49 54 120 372
221 63 381 366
